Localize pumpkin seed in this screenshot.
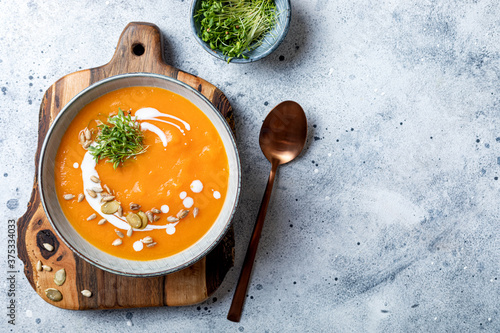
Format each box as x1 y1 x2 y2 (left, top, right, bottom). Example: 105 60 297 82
115 229 124 238
126 213 142 228
137 211 148 229
86 189 97 198
87 213 97 221
42 265 52 272
167 216 179 222
193 207 199 218
43 243 54 251
153 215 160 222
77 193 85 202
141 236 153 244
146 211 154 223
45 288 62 302
81 290 92 298
98 219 106 225
112 238 122 246
151 208 161 214
117 205 123 217
101 200 120 214
146 242 157 248
127 228 133 237
84 127 91 140
63 194 75 200
90 175 100 183
177 209 189 219
91 187 103 193
54 268 66 286
129 202 141 210
36 260 43 272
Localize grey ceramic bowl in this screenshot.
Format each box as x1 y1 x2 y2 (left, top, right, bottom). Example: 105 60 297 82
191 0 291 63
39 73 241 277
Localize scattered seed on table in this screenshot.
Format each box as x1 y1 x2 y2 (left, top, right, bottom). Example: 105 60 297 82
81 290 92 297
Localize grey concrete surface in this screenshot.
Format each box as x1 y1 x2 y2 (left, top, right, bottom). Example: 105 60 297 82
1 0 499 332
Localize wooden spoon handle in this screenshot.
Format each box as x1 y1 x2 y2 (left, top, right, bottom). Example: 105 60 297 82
227 159 280 322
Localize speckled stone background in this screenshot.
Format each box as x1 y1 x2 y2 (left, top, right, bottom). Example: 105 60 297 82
1 0 499 332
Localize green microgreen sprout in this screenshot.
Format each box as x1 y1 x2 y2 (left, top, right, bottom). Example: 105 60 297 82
195 0 278 62
88 108 147 169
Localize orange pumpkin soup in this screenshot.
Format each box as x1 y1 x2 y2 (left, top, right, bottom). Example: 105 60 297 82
55 86 229 260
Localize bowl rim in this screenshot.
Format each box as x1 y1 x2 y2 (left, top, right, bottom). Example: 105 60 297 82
190 0 292 63
38 72 241 277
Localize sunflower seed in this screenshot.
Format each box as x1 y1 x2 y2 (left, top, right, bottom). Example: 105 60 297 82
81 290 92 298
101 194 116 202
103 184 111 194
153 215 160 222
146 211 154 223
54 268 66 286
193 207 199 218
63 194 75 200
87 213 97 221
98 219 106 225
79 131 85 146
127 228 133 237
129 203 141 210
83 140 92 149
117 205 123 217
115 229 124 238
146 242 157 248
177 209 189 219
36 260 43 272
101 200 119 214
141 236 153 244
112 238 122 246
90 175 100 183
86 189 97 198
45 288 62 302
167 216 179 222
151 208 161 214
43 243 54 251
84 127 91 140
42 264 52 272
77 193 85 202
91 187 103 193
126 213 142 228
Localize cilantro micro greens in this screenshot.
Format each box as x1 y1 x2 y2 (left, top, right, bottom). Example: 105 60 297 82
195 0 277 62
88 109 147 169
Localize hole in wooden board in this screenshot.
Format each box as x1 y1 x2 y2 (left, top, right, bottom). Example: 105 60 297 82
132 43 145 56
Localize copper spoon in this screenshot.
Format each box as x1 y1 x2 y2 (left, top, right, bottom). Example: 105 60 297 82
227 101 308 322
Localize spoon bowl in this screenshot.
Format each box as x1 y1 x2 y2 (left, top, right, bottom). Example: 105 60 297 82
228 101 307 322
260 101 308 165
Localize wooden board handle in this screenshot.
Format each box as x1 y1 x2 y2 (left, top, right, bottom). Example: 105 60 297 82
103 22 176 76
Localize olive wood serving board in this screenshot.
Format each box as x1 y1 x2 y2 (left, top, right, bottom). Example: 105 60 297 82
17 22 235 309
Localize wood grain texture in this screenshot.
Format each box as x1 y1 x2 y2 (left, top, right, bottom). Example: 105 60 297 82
17 22 235 310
